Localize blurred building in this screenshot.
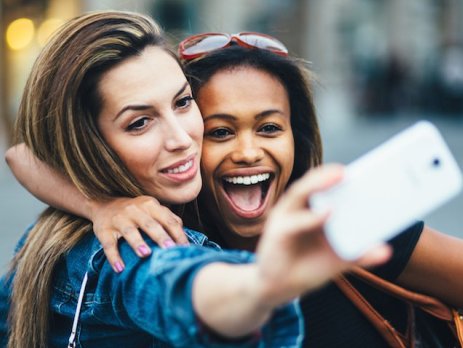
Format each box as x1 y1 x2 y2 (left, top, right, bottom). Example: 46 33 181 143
2 0 463 145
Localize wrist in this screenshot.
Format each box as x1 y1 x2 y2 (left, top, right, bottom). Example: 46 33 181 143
254 257 301 308
193 263 275 337
85 197 103 221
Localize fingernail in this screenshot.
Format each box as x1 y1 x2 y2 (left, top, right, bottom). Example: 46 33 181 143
163 240 176 248
137 245 151 257
114 262 125 273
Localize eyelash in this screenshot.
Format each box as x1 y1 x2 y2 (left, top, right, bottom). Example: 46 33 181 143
176 95 194 109
127 117 149 132
126 95 194 132
206 123 283 140
258 123 283 134
207 127 233 139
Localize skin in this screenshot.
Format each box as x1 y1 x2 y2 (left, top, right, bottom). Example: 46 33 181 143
198 67 295 250
97 46 203 205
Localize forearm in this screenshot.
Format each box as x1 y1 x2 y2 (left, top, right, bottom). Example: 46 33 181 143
108 243 291 345
5 143 94 219
192 262 275 338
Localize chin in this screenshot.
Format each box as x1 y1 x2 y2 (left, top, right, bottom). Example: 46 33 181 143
229 222 264 239
161 183 202 205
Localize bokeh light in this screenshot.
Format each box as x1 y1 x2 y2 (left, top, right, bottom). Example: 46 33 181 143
37 18 65 47
6 18 35 50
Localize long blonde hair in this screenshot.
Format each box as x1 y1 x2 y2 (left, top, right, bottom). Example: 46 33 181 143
9 11 173 348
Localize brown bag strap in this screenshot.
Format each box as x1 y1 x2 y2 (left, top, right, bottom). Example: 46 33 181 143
335 275 408 348
336 267 463 347
452 309 463 346
351 267 454 320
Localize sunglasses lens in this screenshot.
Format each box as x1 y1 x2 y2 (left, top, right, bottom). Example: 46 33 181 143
182 34 230 56
239 33 288 54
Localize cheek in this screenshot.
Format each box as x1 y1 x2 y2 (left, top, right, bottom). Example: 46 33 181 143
118 148 155 182
277 134 295 183
107 135 162 179
186 106 204 145
200 143 218 182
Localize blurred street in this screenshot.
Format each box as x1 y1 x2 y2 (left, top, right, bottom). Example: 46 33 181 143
1 102 462 272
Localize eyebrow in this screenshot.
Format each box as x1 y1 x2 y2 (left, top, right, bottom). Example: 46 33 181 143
203 109 285 122
114 82 190 120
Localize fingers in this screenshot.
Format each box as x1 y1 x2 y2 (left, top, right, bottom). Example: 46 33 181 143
91 195 188 273
98 231 125 273
145 204 188 246
356 244 392 268
112 213 154 257
273 210 329 238
112 202 187 255
279 164 344 211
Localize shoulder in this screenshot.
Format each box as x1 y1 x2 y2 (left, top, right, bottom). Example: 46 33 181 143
373 220 424 280
184 227 222 250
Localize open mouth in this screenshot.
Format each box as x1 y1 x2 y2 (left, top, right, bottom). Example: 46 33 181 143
222 173 273 213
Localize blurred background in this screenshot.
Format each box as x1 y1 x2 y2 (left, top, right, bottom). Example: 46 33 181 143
1 0 462 271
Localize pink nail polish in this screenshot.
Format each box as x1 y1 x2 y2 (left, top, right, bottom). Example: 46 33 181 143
163 240 175 248
114 262 124 273
138 245 151 257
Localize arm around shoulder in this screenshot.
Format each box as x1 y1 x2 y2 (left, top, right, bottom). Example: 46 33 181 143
5 143 94 219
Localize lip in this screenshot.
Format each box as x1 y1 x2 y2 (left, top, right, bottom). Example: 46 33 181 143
218 168 275 220
160 154 198 183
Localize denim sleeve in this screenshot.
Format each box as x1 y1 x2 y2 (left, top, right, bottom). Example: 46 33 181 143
0 274 12 348
92 243 289 348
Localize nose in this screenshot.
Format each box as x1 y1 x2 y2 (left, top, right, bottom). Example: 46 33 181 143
230 134 264 164
163 115 193 151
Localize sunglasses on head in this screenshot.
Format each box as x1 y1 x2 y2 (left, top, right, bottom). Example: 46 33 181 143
178 32 289 61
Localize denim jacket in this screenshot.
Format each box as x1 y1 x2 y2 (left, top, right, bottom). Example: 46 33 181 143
1 227 303 348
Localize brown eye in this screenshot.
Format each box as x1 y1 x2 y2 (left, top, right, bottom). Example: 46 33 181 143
259 123 282 134
208 128 233 139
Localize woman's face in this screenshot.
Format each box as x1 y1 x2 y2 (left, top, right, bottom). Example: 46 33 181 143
97 46 203 205
197 67 295 244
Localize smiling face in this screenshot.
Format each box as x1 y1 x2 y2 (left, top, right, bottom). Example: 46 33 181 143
197 67 295 248
97 46 203 205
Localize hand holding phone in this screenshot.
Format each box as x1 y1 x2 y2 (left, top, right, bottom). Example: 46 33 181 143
310 121 462 260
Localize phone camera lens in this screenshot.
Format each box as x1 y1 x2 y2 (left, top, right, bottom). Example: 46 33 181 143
432 157 441 168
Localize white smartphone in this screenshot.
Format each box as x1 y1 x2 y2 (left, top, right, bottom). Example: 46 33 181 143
310 121 462 260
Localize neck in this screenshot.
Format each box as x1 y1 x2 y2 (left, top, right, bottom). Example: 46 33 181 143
203 217 259 251
222 231 259 251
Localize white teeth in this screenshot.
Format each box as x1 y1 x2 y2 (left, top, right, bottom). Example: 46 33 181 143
166 160 193 174
223 173 270 185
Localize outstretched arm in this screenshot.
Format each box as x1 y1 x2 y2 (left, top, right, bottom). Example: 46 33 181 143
5 143 188 272
109 165 390 344
192 165 391 337
397 225 463 308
